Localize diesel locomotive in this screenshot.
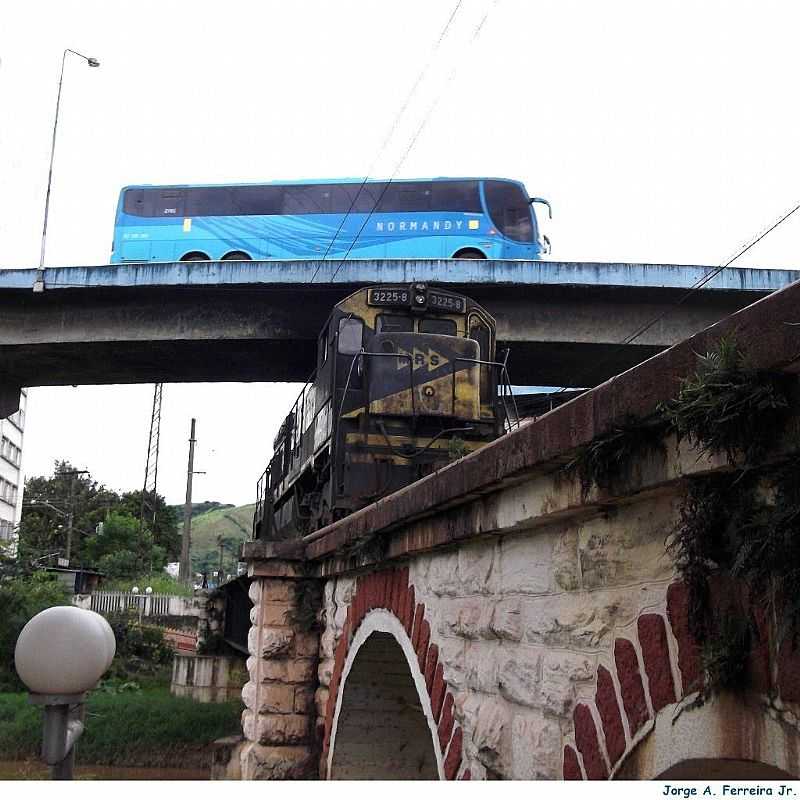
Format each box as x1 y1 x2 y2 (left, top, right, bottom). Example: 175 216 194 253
253 283 514 540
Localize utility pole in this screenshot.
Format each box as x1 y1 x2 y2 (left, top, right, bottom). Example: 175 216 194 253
59 469 88 564
217 536 224 582
179 419 197 584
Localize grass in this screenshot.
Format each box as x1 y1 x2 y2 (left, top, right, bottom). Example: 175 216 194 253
0 687 242 769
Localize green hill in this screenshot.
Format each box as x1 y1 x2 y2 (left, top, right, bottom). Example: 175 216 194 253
180 503 255 574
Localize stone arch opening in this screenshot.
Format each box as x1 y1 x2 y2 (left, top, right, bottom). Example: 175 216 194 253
328 611 441 780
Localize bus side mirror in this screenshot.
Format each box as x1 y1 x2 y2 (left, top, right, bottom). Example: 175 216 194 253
529 197 552 219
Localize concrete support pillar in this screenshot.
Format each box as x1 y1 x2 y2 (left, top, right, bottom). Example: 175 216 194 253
0 383 21 419
240 557 321 780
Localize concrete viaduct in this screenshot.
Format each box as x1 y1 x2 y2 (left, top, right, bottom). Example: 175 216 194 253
0 259 795 417
235 277 800 780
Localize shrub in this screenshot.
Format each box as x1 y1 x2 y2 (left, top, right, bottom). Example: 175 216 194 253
0 573 68 691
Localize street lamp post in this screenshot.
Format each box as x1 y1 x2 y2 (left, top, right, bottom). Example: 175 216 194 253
15 606 115 779
33 49 100 293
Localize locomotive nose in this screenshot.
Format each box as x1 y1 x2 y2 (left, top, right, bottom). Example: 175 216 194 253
367 332 481 420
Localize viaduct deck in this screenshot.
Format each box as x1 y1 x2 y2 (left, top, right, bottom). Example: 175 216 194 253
0 260 795 413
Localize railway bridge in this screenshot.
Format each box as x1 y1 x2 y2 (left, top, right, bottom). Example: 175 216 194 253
0 258 795 416
238 276 800 780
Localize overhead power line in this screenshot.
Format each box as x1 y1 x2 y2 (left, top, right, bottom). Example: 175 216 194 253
327 1 497 284
550 198 800 395
309 0 465 283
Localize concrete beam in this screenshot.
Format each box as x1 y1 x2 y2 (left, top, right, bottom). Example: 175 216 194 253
0 260 795 389
0 383 21 418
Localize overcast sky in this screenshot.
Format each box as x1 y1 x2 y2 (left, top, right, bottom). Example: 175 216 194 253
2 0 800 506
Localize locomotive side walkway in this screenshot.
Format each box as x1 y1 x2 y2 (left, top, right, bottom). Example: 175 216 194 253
0 259 796 417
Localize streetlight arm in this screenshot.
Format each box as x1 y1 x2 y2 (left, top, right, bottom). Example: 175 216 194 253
34 50 99 292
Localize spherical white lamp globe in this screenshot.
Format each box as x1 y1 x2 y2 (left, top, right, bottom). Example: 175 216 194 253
83 610 117 671
131 586 140 595
14 607 113 695
145 586 153 595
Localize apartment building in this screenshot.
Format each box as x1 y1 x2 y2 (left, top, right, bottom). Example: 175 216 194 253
0 390 26 551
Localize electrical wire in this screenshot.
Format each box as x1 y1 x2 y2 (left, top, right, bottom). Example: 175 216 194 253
325 1 497 284
546 198 800 396
309 0 465 283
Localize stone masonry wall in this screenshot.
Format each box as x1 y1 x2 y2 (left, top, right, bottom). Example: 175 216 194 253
317 489 684 779
241 574 320 779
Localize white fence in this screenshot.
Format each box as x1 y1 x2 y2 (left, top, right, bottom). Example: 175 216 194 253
73 591 197 618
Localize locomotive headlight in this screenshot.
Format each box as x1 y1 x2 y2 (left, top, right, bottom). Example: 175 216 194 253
415 294 425 305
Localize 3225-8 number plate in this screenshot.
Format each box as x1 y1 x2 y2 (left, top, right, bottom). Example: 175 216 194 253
368 288 410 307
429 292 465 312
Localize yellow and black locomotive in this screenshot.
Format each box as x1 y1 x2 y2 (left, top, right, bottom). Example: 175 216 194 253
254 283 511 540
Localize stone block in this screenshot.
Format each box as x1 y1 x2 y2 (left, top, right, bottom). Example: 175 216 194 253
262 601 292 627
538 652 595 715
320 625 336 661
255 712 311 745
248 580 263 605
258 683 297 714
509 711 562 779
260 660 288 682
438 597 493 640
578 499 675 590
457 541 496 594
242 681 258 712
472 697 508 771
438 637 467 689
261 628 294 658
521 587 664 649
334 576 356 606
498 534 553 594
491 598 523 641
318 658 334 687
286 658 317 684
294 686 315 714
426 551 460 596
552 529 580 591
498 655 542 708
314 686 330 720
464 641 499 693
263 581 294 602
240 742 315 780
249 606 259 625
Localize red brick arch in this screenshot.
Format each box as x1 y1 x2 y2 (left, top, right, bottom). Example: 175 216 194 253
562 581 796 780
321 566 469 780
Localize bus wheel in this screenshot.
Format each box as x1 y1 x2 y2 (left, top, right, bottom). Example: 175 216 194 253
180 252 210 261
452 248 486 259
221 251 252 261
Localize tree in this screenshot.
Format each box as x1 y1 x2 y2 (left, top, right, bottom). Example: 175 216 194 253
117 490 180 559
17 462 175 575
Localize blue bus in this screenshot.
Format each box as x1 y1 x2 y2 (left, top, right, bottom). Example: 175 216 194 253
110 177 551 264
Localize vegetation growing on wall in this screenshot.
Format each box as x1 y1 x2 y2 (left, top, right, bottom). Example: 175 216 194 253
565 416 666 496
661 339 797 709
567 337 797 711
660 336 792 467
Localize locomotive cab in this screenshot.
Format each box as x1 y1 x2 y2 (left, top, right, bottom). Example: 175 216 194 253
255 283 510 541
